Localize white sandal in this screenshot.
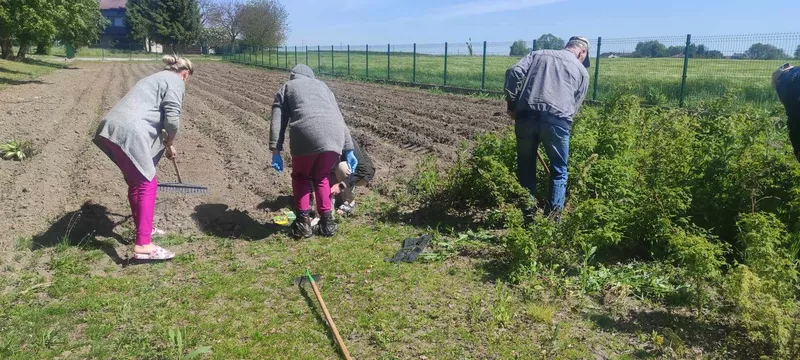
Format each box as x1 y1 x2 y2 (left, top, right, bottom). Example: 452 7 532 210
133 246 175 261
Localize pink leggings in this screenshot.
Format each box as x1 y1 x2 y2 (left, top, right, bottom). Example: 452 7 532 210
103 139 157 246
292 152 339 214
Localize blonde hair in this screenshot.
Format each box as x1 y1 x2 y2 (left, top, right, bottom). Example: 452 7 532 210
162 54 194 75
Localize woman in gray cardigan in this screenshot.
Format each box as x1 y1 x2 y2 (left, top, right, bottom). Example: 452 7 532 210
93 55 193 261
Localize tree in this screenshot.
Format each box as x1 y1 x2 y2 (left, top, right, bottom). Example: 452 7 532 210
795 45 800 60
536 33 565 50
127 0 201 53
667 45 683 57
198 26 228 51
126 0 151 50
746 43 788 60
53 0 108 49
149 0 201 51
207 1 245 48
0 0 10 58
667 43 697 57
695 44 724 59
239 0 288 47
633 40 668 58
3 0 58 59
509 40 529 57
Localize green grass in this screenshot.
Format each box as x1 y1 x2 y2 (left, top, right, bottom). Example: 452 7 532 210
229 50 787 106
0 58 65 91
1 195 647 359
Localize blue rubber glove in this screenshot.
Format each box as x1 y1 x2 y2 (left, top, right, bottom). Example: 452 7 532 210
271 153 283 173
345 150 358 173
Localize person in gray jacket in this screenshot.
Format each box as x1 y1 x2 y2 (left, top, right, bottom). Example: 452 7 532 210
270 64 358 239
94 55 193 261
504 36 590 219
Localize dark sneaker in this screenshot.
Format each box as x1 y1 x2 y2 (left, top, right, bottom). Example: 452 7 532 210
318 211 337 237
291 212 313 239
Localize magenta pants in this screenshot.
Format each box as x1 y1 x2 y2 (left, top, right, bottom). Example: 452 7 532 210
292 152 339 214
103 139 157 246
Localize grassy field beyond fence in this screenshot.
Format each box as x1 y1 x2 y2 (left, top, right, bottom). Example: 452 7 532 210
229 47 788 107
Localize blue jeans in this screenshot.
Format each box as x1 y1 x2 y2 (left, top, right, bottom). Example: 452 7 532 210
515 112 571 214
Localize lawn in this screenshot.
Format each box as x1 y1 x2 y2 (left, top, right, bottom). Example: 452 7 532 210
0 58 66 91
230 49 786 106
0 194 629 359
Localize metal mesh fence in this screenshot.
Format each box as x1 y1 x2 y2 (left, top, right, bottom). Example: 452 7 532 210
225 33 800 107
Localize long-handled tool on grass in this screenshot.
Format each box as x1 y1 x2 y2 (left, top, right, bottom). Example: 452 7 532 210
157 130 208 194
294 270 352 360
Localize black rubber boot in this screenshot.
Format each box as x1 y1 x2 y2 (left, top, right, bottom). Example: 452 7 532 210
291 212 313 239
318 211 337 237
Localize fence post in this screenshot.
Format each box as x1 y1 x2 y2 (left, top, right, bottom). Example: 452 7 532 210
295 46 298 66
305 46 308 65
387 44 391 81
317 45 321 73
366 44 370 79
679 34 691 107
276 46 279 67
593 37 602 101
347 45 351 76
332 45 335 75
481 41 487 90
444 42 448 87
413 43 417 84
532 39 537 51
284 46 288 69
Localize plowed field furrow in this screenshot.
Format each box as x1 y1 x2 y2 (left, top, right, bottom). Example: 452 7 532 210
0 64 114 238
192 73 273 105
188 84 271 146
180 80 279 199
1 62 515 248
0 66 100 191
67 64 130 219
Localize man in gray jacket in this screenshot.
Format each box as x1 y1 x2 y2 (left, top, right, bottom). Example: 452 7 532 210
504 36 590 219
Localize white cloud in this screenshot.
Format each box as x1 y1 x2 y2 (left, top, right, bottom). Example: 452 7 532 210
431 0 565 20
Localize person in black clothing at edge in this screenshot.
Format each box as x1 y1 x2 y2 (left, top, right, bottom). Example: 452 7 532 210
329 138 375 216
310 137 375 222
774 63 800 162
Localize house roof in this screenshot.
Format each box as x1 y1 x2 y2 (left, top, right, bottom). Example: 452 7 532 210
99 0 126 10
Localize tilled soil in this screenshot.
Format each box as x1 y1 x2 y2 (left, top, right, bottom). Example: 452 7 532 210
0 62 511 251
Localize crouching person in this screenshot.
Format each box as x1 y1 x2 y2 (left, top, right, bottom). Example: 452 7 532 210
269 64 358 239
329 137 375 216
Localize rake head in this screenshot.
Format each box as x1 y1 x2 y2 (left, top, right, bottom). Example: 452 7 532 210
293 274 322 286
158 182 208 194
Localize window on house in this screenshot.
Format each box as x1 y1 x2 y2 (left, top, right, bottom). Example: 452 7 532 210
114 17 125 27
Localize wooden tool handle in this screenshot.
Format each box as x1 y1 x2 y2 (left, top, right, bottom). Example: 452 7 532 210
160 129 182 183
537 150 551 178
310 281 352 360
171 157 183 183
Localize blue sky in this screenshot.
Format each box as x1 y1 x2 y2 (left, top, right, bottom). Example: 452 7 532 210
281 0 799 48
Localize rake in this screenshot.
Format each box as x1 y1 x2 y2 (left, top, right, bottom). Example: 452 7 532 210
156 130 208 194
158 157 208 194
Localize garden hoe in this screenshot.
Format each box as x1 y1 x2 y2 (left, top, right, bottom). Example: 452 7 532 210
157 130 208 194
294 269 352 360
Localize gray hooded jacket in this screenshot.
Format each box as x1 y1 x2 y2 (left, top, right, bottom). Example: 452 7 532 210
269 64 354 157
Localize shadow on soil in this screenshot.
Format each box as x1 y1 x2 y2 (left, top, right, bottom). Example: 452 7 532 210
257 195 294 212
588 310 767 358
31 201 130 265
192 204 282 240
